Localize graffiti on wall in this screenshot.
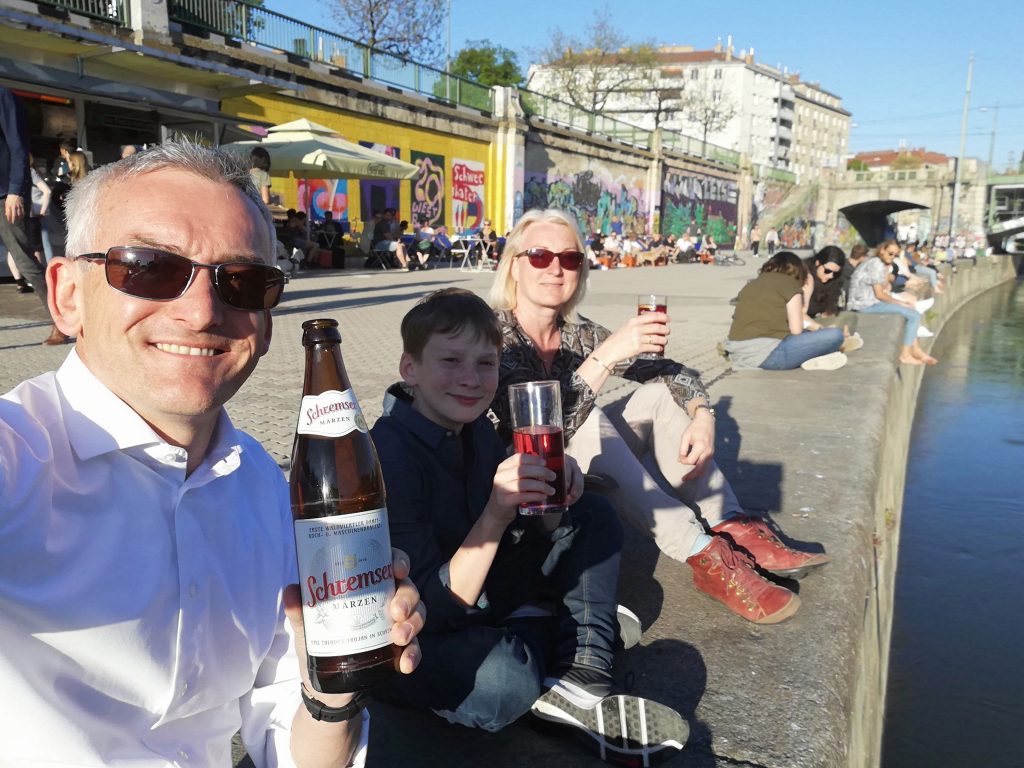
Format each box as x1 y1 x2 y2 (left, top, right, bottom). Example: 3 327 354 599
298 179 348 222
661 170 739 246
452 158 485 232
411 150 446 228
359 142 401 219
523 168 646 236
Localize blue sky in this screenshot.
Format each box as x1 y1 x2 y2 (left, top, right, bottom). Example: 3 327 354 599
265 0 1024 171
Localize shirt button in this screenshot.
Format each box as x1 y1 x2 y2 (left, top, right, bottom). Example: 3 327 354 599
188 583 198 598
180 682 189 697
178 749 189 761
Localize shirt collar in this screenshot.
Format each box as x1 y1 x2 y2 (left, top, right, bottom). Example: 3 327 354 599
55 349 244 476
381 382 455 450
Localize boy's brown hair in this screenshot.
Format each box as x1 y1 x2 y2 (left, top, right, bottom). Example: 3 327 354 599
401 288 502 360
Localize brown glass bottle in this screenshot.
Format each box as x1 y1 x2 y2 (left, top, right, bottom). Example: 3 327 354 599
290 318 399 693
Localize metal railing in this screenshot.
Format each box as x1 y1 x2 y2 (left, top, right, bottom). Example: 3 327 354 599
36 0 127 25
659 129 740 166
166 0 493 113
519 89 653 149
755 165 796 184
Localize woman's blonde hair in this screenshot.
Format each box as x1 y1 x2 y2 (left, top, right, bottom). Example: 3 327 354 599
487 209 589 321
68 151 90 183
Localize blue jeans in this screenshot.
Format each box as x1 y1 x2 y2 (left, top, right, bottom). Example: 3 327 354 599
376 493 623 731
859 301 920 346
759 328 845 370
915 265 939 288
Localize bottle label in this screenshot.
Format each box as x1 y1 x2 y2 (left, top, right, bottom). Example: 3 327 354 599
296 389 368 438
295 507 396 657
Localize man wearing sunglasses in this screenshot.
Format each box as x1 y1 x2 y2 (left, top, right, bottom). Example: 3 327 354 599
0 141 423 767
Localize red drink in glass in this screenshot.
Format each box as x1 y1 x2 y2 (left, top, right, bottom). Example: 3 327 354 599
512 425 567 515
638 294 668 359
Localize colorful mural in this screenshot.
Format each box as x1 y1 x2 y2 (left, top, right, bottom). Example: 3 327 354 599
297 179 348 222
661 170 739 247
523 165 646 237
411 150 446 228
359 142 401 219
452 158 485 232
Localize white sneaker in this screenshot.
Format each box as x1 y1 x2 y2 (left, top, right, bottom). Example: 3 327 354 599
840 332 864 354
917 326 935 338
800 351 848 371
915 298 935 313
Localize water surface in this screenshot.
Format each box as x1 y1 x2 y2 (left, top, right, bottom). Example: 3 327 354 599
882 277 1024 767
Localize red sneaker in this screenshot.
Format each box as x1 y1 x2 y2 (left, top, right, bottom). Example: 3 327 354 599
685 537 800 624
712 516 829 578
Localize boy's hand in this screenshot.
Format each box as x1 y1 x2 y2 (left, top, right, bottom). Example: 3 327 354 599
484 453 559 525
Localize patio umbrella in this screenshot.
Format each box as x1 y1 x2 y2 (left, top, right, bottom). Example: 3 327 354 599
838 200 928 247
221 119 417 180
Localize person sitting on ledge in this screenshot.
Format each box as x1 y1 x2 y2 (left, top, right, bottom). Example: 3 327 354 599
724 251 848 371
846 239 938 366
371 288 688 766
488 209 829 626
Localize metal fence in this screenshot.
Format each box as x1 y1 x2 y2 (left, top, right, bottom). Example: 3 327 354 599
166 0 493 113
36 0 127 25
661 132 741 166
519 89 653 149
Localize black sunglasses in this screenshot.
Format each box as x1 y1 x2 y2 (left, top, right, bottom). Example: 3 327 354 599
822 266 841 276
77 247 285 311
515 247 585 271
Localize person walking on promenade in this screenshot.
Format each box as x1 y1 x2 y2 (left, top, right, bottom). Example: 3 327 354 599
0 141 425 766
750 224 762 257
0 86 66 344
847 239 937 366
765 226 779 257
488 209 828 625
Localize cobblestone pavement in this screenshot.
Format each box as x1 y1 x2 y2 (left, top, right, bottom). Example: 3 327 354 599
0 258 767 462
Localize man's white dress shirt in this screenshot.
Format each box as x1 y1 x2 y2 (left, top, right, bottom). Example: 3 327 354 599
0 350 367 767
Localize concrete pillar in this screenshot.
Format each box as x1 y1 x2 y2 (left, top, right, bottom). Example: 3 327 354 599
736 153 754 248
647 128 663 235
493 87 526 233
129 0 170 39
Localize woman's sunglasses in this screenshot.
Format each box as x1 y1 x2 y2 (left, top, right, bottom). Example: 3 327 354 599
515 247 584 271
77 247 285 311
822 266 841 276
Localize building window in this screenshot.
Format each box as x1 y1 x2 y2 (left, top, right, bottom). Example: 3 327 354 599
690 69 699 80
714 68 722 79
713 90 722 103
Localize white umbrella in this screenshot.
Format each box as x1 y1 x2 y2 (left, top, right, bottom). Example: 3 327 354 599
221 119 417 180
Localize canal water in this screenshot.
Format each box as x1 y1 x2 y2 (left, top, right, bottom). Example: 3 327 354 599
882 277 1024 767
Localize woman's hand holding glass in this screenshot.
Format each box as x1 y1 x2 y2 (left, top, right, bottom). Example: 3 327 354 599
599 312 671 364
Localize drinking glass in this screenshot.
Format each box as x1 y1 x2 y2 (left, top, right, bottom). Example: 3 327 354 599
637 294 668 360
507 381 567 516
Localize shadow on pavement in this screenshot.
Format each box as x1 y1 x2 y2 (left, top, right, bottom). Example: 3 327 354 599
274 290 443 317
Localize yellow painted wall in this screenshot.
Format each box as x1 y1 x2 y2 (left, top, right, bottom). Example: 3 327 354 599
223 94 495 232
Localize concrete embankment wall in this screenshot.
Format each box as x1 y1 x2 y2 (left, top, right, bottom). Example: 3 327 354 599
703 254 1021 767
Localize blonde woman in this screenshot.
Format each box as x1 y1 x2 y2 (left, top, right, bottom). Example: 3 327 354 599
487 209 828 625
67 151 89 182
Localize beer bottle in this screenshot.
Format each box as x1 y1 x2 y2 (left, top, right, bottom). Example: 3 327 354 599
290 318 399 693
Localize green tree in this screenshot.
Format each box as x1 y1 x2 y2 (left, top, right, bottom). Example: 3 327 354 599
450 40 524 86
328 0 446 65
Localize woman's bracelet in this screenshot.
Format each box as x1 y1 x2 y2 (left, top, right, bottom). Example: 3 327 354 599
589 353 615 374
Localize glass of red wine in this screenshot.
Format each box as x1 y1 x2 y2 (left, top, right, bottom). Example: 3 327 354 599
508 380 568 516
637 293 668 360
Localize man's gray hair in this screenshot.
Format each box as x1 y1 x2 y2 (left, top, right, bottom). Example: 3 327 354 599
64 140 275 260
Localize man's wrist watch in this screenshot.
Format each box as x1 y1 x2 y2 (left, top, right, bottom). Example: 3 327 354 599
301 686 367 723
692 403 716 419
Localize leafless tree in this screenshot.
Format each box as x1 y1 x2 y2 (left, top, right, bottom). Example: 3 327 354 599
329 0 446 65
679 74 737 150
533 9 657 114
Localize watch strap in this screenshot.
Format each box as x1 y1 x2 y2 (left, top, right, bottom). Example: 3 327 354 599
301 686 367 723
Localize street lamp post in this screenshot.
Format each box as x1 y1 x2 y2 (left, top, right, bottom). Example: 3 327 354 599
445 0 452 102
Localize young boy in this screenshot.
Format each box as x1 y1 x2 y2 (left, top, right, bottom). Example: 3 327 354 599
371 288 688 765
